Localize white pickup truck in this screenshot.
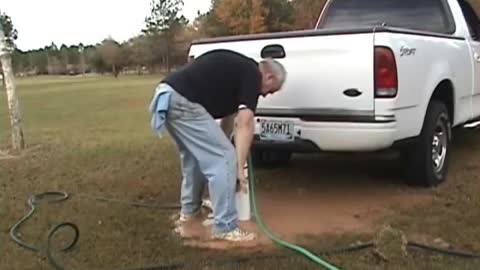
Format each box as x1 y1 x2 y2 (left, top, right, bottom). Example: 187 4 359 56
188 0 480 187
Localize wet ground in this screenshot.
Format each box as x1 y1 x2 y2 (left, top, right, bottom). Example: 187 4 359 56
174 152 433 251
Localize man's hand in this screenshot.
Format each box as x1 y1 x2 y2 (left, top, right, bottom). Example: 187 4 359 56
234 108 254 191
236 170 248 193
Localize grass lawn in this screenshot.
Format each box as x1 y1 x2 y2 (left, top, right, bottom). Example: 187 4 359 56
2 75 480 270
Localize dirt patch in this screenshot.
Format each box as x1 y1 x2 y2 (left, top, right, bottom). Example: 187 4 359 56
173 181 432 250
253 186 431 238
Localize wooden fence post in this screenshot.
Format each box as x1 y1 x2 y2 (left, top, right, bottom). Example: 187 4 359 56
0 25 25 151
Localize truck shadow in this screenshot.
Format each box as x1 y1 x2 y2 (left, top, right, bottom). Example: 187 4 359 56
255 126 480 190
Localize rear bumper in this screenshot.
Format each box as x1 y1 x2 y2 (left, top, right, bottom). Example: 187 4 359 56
253 116 397 152
253 135 321 152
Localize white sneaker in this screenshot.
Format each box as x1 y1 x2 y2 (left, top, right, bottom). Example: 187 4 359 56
202 213 214 227
212 228 256 242
201 199 214 227
202 199 213 211
174 209 201 227
173 210 202 235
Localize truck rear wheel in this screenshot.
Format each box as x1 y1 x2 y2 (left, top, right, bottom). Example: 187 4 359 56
401 101 451 187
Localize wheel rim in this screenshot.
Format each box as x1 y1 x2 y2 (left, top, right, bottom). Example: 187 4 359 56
432 115 448 175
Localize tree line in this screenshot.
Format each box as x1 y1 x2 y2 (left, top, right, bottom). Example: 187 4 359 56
1 0 327 77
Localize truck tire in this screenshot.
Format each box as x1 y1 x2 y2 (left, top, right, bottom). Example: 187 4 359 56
401 101 451 187
252 149 292 167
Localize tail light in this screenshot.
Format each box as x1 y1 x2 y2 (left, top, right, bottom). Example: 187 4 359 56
374 47 398 98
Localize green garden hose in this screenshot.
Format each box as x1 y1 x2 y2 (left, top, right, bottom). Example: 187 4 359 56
246 154 342 270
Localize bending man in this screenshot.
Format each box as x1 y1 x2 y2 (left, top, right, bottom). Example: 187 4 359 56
150 49 287 242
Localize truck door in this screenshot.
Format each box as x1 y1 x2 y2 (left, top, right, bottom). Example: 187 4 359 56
459 0 480 118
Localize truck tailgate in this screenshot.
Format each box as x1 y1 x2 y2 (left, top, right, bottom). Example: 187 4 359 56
189 32 376 116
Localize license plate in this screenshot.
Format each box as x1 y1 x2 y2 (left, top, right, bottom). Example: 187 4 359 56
259 119 294 142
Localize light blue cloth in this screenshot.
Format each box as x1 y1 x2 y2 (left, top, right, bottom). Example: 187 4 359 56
149 83 173 137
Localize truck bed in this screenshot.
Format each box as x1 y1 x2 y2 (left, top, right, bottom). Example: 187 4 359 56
191 26 464 46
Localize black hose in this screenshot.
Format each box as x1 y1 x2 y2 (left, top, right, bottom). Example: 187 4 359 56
46 220 183 270
46 223 80 270
407 242 480 258
75 193 181 210
10 191 72 252
317 243 375 255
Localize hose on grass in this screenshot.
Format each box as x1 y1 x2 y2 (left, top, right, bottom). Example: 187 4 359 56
407 242 480 258
9 155 480 270
247 154 343 270
9 191 79 253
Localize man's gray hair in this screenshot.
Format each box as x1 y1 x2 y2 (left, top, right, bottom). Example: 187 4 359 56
260 58 287 88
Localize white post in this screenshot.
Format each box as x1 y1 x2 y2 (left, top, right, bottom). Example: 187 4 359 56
79 45 86 76
236 162 252 221
0 25 25 151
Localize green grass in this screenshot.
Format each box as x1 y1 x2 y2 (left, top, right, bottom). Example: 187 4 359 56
2 75 480 270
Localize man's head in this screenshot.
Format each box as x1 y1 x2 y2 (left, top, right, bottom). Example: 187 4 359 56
258 58 287 97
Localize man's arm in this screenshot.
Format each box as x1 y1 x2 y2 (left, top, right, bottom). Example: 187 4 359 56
234 108 255 179
234 62 261 186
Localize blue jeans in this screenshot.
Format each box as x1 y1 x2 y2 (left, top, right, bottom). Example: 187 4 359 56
162 83 238 234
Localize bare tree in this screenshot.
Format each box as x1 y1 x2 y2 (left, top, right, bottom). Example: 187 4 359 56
79 43 86 76
0 25 24 151
98 38 123 77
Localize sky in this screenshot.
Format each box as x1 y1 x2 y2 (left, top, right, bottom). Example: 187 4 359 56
1 0 212 51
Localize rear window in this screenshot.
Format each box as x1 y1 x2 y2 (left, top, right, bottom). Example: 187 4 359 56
317 0 455 34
